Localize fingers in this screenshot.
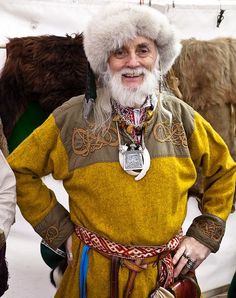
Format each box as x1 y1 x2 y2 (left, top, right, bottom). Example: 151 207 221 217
181 258 197 276
65 235 73 267
173 242 190 278
173 249 191 278
173 236 211 278
172 245 186 266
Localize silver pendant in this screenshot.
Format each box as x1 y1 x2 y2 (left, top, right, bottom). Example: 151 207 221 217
119 144 151 181
124 144 143 171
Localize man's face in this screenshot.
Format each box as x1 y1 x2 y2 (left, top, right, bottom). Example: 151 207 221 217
108 36 158 90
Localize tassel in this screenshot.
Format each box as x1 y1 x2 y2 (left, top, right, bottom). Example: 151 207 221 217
216 9 225 28
158 64 172 125
84 63 97 120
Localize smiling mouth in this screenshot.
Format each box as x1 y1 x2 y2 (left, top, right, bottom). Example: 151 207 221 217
122 73 144 78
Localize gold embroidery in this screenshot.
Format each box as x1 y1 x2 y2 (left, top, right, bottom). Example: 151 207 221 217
72 127 119 157
196 219 224 242
153 121 188 147
42 226 59 244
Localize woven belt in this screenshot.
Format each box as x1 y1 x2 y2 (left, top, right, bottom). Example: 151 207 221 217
75 225 182 298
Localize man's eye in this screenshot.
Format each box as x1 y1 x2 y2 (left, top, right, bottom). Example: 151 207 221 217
137 47 149 56
113 48 127 58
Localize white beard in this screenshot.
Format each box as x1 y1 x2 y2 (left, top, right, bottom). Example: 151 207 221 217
104 66 159 108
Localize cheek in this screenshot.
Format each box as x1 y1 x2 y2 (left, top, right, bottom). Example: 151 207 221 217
143 57 157 71
108 58 123 73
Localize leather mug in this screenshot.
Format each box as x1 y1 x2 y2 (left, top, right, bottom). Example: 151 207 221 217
168 272 201 298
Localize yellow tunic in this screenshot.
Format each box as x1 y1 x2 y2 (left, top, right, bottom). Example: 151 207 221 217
8 94 236 297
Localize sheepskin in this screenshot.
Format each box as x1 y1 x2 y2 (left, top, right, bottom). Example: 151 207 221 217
168 37 236 211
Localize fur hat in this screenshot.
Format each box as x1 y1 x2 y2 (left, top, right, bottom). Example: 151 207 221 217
83 4 181 75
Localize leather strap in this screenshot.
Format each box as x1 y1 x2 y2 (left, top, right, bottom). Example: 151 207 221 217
110 256 120 298
124 259 143 298
123 256 159 298
106 253 159 298
95 249 172 297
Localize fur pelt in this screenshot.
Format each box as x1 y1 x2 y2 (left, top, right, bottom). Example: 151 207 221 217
50 259 67 289
171 37 236 109
0 117 8 156
0 244 8 297
0 34 87 139
167 38 236 211
167 38 236 160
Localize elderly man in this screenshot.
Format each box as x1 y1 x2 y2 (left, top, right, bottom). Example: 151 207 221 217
8 4 236 298
0 149 16 297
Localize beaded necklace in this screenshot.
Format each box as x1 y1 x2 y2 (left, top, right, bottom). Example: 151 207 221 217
112 94 156 144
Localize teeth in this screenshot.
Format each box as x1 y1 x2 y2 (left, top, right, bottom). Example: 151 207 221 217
124 74 139 77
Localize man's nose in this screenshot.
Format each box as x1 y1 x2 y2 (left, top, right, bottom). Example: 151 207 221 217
126 52 140 68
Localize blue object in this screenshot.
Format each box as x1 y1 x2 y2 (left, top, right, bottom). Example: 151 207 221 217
80 245 91 298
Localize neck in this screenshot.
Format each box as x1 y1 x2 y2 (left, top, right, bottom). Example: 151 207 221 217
112 94 156 145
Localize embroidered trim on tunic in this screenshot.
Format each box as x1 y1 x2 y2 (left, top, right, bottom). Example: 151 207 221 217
34 203 74 250
153 121 188 147
72 127 118 157
186 213 226 253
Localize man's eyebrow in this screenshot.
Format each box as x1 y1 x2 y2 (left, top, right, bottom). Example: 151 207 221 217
137 43 151 47
114 45 125 51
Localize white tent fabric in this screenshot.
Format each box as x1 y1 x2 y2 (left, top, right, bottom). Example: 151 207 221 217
1 0 236 46
0 1 236 297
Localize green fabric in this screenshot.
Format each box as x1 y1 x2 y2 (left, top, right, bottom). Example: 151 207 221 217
8 101 47 152
40 242 66 269
228 271 236 298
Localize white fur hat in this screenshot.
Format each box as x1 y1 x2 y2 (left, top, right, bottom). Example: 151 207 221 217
83 4 181 75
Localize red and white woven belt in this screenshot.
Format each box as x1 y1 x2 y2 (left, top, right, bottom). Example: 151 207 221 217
75 225 183 288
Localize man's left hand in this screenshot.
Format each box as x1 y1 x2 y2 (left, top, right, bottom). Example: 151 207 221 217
172 236 211 278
